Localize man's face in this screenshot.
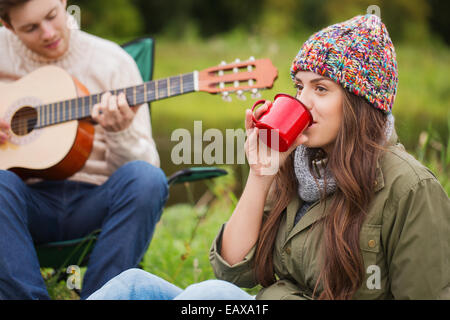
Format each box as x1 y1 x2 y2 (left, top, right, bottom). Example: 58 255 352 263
5 0 70 60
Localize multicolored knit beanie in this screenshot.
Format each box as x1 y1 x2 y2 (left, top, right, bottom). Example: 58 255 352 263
291 14 398 114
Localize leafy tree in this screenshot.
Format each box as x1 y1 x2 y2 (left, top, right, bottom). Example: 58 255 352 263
69 0 447 45
70 0 144 39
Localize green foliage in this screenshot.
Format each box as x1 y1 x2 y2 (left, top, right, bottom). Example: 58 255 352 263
415 115 450 193
393 42 450 149
70 0 449 44
427 0 450 44
70 0 144 38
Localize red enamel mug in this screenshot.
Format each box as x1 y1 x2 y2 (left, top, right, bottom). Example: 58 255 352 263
251 93 312 152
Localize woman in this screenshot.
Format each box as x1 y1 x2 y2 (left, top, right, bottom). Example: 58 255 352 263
88 14 450 300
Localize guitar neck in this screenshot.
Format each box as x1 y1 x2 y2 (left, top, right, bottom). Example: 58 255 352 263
35 72 198 129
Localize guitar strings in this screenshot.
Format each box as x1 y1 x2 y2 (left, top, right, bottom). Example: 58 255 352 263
8 89 184 132
8 81 197 133
8 67 261 132
8 78 196 120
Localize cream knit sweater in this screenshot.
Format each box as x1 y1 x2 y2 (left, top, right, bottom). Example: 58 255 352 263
0 26 160 185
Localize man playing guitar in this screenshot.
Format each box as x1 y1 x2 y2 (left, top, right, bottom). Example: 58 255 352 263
0 0 168 299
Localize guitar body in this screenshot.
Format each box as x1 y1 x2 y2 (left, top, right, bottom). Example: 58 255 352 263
0 66 94 180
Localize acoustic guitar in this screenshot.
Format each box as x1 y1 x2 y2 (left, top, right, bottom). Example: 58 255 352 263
0 58 278 180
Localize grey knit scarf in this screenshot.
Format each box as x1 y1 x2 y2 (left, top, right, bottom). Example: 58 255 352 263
294 114 395 203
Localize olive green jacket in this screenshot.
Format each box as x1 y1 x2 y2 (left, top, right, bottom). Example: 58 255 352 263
209 132 450 299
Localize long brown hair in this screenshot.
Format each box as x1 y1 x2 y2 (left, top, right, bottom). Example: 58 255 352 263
253 89 388 299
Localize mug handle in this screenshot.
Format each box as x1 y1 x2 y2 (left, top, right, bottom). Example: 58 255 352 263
251 99 267 124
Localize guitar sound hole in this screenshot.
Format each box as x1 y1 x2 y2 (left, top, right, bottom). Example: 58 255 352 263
11 106 38 136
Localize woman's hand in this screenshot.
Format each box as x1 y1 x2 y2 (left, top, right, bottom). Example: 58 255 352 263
244 101 308 179
0 119 10 145
221 102 309 266
91 92 138 132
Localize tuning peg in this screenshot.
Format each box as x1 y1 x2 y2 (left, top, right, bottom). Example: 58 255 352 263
218 61 226 76
237 90 247 101
233 58 241 73
248 57 255 72
222 92 232 102
251 89 261 99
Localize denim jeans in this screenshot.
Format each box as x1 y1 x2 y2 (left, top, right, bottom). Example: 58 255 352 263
87 268 255 300
0 161 168 300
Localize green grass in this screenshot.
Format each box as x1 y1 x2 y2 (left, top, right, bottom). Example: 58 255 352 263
141 172 261 296
141 165 244 286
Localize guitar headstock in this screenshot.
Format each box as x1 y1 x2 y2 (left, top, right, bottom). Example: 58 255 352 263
197 57 278 102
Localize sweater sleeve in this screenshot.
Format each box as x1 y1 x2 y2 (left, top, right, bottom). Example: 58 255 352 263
103 49 160 170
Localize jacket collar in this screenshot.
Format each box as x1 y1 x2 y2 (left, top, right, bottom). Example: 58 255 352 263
374 128 399 192
284 195 329 244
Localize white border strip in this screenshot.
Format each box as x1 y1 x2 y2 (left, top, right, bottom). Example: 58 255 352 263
193 71 199 92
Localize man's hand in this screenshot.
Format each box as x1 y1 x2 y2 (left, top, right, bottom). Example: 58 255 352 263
0 119 11 145
91 92 138 132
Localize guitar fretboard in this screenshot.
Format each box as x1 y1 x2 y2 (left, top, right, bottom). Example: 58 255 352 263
35 72 196 129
